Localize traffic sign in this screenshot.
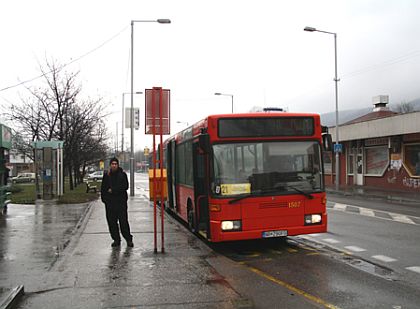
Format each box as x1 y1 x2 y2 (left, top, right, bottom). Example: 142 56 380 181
334 143 343 153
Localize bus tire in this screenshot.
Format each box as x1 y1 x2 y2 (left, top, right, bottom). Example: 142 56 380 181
187 204 195 233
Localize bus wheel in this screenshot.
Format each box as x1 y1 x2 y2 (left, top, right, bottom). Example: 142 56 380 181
188 208 195 233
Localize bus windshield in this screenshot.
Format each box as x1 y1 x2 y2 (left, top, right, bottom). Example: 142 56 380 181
212 141 323 197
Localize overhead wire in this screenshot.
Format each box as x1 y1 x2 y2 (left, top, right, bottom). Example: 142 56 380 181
0 25 129 93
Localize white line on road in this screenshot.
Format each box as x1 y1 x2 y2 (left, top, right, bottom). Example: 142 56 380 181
322 238 340 244
359 207 375 217
406 266 420 274
388 213 416 225
344 246 367 252
372 255 397 263
333 203 347 211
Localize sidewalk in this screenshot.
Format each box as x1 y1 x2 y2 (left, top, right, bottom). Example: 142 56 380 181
14 197 255 309
326 185 420 204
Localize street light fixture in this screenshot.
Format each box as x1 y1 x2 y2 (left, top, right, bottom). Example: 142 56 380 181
214 92 234 113
176 121 189 127
304 26 340 191
130 18 171 197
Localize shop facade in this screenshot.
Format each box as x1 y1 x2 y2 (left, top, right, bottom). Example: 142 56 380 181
324 108 420 193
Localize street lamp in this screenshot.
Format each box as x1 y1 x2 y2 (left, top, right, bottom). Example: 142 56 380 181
214 92 234 113
304 26 340 191
176 121 189 127
130 18 171 197
122 91 142 153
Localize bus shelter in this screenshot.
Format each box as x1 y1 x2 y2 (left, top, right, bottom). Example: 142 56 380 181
32 140 64 200
0 123 12 210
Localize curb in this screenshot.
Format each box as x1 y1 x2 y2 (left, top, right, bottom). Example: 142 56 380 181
326 189 419 204
0 285 24 309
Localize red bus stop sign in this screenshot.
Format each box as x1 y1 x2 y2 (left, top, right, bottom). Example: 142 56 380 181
145 87 170 135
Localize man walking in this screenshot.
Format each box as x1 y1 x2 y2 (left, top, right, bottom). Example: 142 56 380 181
101 157 134 248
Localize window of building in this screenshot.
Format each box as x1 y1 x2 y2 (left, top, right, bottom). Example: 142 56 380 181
323 151 332 174
365 146 389 176
347 150 354 175
403 143 420 177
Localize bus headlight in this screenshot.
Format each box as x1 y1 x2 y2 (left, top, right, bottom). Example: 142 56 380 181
304 214 322 225
221 220 242 231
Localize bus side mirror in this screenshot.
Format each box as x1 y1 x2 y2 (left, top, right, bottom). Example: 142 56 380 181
322 134 333 151
199 134 210 153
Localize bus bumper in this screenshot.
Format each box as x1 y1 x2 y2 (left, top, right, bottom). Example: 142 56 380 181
209 218 327 242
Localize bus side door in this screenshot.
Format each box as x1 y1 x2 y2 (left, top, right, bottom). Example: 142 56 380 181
193 141 210 237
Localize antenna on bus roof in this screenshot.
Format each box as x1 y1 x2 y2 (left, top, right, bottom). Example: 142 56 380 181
263 107 284 112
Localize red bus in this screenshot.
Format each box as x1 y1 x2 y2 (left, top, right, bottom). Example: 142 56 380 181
163 112 332 242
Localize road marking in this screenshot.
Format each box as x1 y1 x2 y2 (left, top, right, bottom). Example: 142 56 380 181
372 255 397 263
247 266 341 309
333 203 347 211
406 266 420 274
344 246 366 252
329 202 419 226
308 233 322 237
323 238 340 244
388 213 416 224
359 207 375 217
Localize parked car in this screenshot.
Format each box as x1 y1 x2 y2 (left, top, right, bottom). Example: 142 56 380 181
87 171 104 181
12 173 36 184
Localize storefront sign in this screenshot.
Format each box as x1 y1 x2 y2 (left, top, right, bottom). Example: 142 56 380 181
364 137 388 147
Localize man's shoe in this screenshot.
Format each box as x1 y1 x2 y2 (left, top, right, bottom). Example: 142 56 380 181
127 240 134 248
111 241 121 247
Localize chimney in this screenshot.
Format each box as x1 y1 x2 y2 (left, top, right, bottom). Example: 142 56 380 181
372 95 389 112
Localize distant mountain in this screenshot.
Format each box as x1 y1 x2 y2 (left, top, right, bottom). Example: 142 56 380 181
320 98 420 127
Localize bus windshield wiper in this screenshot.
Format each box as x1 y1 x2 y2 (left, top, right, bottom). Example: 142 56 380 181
228 192 259 204
228 188 277 204
287 186 314 199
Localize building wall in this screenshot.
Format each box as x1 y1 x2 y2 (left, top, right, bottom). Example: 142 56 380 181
323 132 420 193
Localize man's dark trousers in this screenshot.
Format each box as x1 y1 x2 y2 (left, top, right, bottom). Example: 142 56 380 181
105 203 132 243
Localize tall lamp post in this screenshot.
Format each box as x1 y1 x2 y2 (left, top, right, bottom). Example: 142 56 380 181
130 18 171 197
304 26 340 191
214 92 234 113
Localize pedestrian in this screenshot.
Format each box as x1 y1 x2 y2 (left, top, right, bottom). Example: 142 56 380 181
101 157 134 248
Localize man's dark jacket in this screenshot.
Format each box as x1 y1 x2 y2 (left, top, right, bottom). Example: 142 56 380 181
100 168 129 205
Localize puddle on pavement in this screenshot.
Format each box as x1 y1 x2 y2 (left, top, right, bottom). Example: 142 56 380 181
344 257 395 280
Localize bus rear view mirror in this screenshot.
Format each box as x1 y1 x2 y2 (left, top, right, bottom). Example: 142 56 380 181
322 134 332 151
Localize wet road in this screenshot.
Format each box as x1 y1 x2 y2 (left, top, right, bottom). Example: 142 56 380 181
211 236 420 309
207 193 420 309
0 200 90 292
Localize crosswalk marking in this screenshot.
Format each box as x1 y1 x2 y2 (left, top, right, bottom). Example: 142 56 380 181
372 255 397 263
345 246 366 252
406 266 420 274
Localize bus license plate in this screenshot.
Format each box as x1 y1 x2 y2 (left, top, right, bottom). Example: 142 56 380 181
262 230 287 238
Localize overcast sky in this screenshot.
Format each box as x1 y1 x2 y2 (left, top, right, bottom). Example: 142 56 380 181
1 0 420 151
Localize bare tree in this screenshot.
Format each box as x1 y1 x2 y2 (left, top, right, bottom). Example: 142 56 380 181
7 58 109 191
394 101 414 114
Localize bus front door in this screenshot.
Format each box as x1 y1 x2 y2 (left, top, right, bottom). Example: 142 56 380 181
193 142 210 239
166 140 177 211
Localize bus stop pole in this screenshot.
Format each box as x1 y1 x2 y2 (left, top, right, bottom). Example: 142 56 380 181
159 88 165 253
152 90 158 254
